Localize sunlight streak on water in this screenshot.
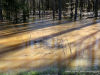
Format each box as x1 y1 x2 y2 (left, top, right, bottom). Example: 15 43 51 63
0 19 100 74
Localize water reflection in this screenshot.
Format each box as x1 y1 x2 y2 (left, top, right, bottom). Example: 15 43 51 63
0 19 100 74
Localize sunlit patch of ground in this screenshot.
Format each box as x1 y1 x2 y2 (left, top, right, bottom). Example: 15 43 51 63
0 19 100 74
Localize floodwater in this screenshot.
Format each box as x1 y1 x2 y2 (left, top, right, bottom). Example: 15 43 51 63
0 18 100 74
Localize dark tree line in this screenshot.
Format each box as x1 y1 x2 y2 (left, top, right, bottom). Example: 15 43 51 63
0 0 99 22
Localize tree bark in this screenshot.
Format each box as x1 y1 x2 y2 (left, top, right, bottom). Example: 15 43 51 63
70 0 73 19
87 0 90 12
0 0 3 21
74 0 78 21
95 0 98 18
80 0 83 18
42 0 43 18
23 0 26 22
52 0 55 19
55 0 58 13
59 0 61 20
33 0 35 15
39 0 40 18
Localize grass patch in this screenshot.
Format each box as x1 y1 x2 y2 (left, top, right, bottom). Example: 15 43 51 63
17 71 100 75
18 71 39 75
0 70 99 75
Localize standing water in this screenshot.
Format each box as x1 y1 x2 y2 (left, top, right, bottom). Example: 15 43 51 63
0 19 100 74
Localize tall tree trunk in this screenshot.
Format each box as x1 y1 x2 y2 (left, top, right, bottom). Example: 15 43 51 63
52 0 55 19
7 1 10 20
0 0 3 21
27 0 29 18
42 0 43 18
15 9 18 23
95 0 98 18
92 0 95 11
70 0 73 19
80 0 83 18
87 0 90 12
33 0 35 15
83 0 85 9
55 0 58 13
46 0 50 10
23 0 26 22
39 0 40 18
74 0 78 21
59 0 61 20
44 0 46 16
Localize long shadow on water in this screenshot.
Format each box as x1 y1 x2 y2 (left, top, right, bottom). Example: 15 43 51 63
0 20 73 37
0 19 97 38
0 20 100 56
0 19 99 74
16 37 99 74
0 29 100 74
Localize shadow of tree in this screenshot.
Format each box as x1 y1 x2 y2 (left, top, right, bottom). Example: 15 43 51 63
0 19 100 74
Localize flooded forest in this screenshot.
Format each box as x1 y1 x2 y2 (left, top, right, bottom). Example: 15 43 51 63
0 0 100 75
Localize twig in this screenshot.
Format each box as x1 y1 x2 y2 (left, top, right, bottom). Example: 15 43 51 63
61 38 65 56
40 38 53 53
33 52 45 57
63 37 68 54
75 48 77 57
43 39 53 53
42 53 52 57
64 37 72 54
82 44 85 58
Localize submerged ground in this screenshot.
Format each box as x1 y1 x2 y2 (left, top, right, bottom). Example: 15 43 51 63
0 18 100 74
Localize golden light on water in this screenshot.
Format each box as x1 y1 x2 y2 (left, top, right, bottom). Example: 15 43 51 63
0 19 100 73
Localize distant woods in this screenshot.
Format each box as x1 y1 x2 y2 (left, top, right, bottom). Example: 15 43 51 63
0 0 99 22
